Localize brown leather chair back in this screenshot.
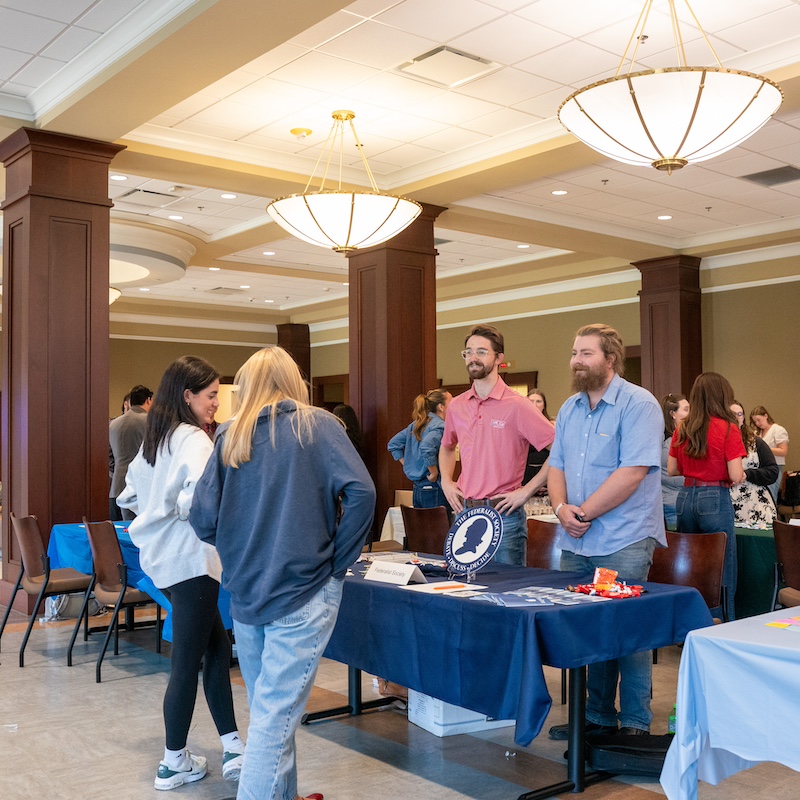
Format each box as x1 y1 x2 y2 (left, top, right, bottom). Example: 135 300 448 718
400 505 451 554
526 518 561 570
83 519 124 592
773 520 800 592
649 530 726 609
9 513 47 580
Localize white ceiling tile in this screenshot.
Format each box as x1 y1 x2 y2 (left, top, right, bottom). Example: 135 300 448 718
188 99 295 135
753 142 800 166
715 6 800 51
0 48 31 81
41 25 100 61
78 0 140 33
316 20 436 70
416 126 489 151
225 77 327 117
369 141 441 167
515 0 636 39
0 0 97 23
408 90 500 124
269 51 379 93
375 0 502 42
682 0 792 33
199 70 263 101
741 120 800 152
161 93 219 121
289 10 365 48
341 0 405 20
449 13 569 65
357 110 448 140
702 153 787 178
240 43 307 76
174 117 254 142
341 71 445 108
701 178 769 200
0 8 64 53
212 206 268 222
752 198 800 216
512 87 567 119
478 0 533 10
455 67 560 106
461 106 538 135
516 40 620 85
10 55 65 87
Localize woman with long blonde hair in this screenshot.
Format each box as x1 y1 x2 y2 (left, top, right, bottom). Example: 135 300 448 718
190 347 375 800
387 388 451 508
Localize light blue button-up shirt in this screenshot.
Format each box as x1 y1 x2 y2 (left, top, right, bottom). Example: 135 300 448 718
549 373 666 556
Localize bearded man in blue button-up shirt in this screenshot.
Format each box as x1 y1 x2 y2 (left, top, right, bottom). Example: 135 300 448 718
547 323 665 741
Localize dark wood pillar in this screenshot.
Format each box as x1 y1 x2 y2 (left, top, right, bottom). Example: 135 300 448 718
0 129 123 611
634 254 703 400
277 323 310 380
347 204 445 537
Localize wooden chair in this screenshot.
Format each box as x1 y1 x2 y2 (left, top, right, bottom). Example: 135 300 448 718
525 517 567 704
771 520 800 609
0 513 92 667
400 505 451 554
73 519 161 682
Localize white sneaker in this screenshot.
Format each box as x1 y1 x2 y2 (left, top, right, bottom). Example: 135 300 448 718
222 750 244 781
154 752 208 791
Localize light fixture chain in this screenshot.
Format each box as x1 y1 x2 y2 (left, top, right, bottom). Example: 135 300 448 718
304 118 339 194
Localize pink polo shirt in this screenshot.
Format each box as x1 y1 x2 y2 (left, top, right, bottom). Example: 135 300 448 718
441 377 555 499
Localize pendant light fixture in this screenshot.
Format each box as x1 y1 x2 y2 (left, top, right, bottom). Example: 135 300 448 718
558 0 783 173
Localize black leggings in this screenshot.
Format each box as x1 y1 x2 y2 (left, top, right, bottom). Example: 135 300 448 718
162 575 237 749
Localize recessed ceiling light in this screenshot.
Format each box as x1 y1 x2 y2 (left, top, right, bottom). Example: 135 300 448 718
517 244 530 249
262 251 276 256
264 299 274 303
658 214 673 220
168 215 183 221
343 282 349 286
139 287 150 292
110 174 127 181
551 189 568 196
221 193 237 199
209 267 220 271
240 285 250 289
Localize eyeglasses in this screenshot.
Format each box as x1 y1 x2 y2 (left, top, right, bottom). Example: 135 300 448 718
461 348 492 359
734 411 745 417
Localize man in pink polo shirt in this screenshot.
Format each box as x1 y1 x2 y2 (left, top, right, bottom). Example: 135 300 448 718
440 324 555 565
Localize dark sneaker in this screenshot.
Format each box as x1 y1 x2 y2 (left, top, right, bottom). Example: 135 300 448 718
222 750 244 781
548 721 618 740
618 727 648 736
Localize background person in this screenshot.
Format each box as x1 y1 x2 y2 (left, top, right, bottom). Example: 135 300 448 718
660 393 689 528
388 389 452 509
333 403 365 460
109 384 152 520
730 400 778 528
439 323 555 566
118 357 243 791
190 347 375 800
750 405 789 503
669 373 745 620
523 390 555 486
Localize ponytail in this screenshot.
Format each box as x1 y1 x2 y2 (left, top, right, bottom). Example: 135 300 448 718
411 389 448 441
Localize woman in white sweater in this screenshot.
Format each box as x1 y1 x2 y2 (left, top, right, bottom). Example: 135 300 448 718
118 356 243 791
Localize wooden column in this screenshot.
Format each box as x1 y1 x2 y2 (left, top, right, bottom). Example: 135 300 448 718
634 254 703 400
0 129 123 611
277 323 311 380
347 204 445 537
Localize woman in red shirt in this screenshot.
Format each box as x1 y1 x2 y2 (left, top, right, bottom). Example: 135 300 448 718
668 372 745 619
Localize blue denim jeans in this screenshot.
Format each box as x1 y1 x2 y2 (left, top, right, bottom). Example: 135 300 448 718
494 506 527 566
233 577 344 800
560 538 657 732
413 478 448 509
676 485 736 620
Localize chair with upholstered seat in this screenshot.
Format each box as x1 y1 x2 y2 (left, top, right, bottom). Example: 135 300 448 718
771 520 800 609
72 518 161 682
525 517 566 704
0 512 93 667
400 505 451 554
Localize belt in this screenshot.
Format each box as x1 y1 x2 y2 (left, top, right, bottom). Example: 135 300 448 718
683 478 730 488
464 496 503 509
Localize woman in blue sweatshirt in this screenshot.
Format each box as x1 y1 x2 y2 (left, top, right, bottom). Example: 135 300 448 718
190 346 375 800
387 389 451 508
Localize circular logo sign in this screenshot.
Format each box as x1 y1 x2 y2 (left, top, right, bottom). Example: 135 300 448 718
444 506 504 574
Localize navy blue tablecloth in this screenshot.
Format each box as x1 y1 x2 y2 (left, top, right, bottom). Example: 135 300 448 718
324 563 713 747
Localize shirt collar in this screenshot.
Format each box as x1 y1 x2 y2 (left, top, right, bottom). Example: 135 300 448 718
467 375 508 401
576 372 623 408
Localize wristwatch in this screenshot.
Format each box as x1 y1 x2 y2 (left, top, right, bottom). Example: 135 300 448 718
554 502 565 517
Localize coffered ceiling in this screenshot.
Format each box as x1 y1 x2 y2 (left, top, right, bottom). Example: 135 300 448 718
1 0 799 344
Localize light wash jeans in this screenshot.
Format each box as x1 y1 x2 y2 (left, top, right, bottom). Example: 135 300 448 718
676 485 736 620
234 577 344 800
494 505 527 566
560 537 657 732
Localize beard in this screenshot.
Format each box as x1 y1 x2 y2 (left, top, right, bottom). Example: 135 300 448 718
571 363 610 393
467 361 492 380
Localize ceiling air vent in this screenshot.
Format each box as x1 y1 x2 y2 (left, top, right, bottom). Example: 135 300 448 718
207 286 246 295
396 46 500 89
115 189 181 208
741 166 800 187
434 238 453 246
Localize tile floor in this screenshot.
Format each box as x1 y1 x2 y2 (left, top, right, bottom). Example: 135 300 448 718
0 607 798 800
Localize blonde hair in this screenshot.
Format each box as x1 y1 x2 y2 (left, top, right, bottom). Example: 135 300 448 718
222 347 318 467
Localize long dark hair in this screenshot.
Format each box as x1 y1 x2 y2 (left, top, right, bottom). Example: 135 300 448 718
732 399 755 451
675 372 737 460
661 392 686 439
142 355 219 466
332 404 364 456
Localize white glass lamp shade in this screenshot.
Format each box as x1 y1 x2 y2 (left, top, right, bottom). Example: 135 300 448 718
109 287 121 304
559 68 783 171
267 191 422 253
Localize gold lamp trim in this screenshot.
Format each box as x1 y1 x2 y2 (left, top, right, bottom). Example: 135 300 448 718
557 1 783 172
267 110 421 253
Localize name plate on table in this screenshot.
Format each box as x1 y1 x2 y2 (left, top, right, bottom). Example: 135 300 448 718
364 561 427 585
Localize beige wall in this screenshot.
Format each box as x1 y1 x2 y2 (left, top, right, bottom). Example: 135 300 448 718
109 339 259 418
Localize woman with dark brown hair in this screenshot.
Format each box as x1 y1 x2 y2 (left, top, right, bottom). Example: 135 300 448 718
668 372 746 618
